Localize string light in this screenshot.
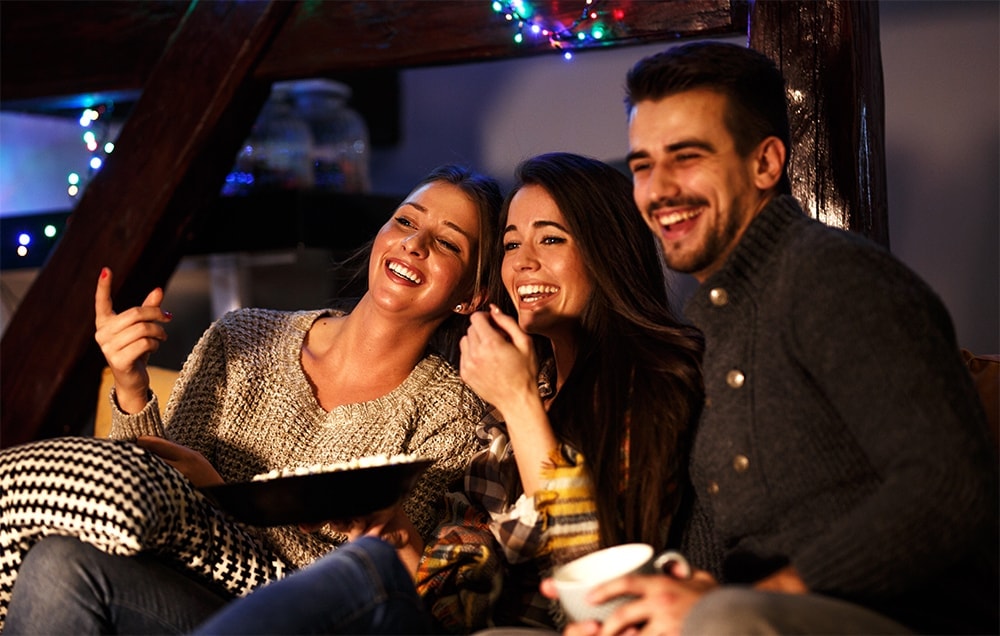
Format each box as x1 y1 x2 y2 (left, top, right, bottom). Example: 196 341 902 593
17 104 116 263
491 0 617 57
67 102 114 201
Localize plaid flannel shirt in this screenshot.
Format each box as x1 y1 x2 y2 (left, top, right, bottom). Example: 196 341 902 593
415 361 600 631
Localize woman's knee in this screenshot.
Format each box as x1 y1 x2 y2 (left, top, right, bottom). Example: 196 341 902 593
18 535 93 584
7 536 100 631
682 587 783 636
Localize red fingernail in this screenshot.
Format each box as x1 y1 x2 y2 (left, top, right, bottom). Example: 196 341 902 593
99 268 109 279
163 311 173 319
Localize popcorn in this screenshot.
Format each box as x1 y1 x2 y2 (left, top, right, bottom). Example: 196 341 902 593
250 453 421 482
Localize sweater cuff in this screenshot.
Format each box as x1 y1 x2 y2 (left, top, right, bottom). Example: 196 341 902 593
535 447 600 563
109 387 165 439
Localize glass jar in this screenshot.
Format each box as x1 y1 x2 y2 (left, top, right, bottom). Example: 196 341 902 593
284 79 371 193
222 86 313 195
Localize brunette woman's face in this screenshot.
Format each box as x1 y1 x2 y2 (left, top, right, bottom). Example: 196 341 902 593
501 184 593 338
368 181 480 320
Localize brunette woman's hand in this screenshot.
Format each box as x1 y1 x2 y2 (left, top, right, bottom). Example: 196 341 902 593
460 304 558 496
459 305 538 415
94 267 172 414
136 435 223 488
317 504 424 575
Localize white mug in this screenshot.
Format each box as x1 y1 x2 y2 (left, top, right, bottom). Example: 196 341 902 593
551 543 691 623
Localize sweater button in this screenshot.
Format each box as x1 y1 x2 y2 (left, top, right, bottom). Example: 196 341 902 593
707 481 720 495
726 369 745 388
732 454 750 473
709 287 729 306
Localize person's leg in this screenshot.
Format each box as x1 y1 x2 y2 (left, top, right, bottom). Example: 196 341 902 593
681 587 913 635
192 536 433 635
6 535 231 635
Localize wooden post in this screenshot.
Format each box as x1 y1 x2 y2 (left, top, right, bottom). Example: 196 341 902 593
0 1 297 448
749 0 889 245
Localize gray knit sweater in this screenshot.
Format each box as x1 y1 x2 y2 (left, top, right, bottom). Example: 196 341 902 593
680 196 998 634
110 307 487 570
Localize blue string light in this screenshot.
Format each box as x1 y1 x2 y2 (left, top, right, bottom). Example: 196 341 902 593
68 102 115 201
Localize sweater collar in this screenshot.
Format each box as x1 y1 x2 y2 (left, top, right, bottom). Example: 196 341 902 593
683 195 808 320
701 194 807 292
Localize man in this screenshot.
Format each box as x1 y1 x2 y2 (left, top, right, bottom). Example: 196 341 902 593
544 41 998 635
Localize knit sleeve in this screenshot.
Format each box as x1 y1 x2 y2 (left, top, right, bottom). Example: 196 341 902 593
783 234 997 598
107 389 165 439
110 317 230 461
400 359 490 542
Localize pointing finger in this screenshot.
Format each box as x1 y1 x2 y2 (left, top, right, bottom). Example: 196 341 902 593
95 267 115 323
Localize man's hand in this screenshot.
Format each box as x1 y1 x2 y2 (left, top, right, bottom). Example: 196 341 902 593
541 569 718 636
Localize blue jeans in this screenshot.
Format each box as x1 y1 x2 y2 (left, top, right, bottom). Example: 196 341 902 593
5 535 231 634
192 536 433 635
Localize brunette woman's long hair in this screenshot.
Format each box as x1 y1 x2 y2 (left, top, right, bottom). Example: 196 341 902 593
494 152 704 548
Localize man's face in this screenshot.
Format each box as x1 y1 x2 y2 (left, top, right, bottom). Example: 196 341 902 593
627 88 766 282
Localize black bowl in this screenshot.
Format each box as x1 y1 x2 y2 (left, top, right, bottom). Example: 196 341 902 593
200 458 435 527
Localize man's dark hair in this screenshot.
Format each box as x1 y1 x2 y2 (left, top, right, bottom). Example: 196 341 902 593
625 41 792 195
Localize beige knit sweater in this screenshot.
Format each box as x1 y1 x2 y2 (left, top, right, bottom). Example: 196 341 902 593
109 307 486 570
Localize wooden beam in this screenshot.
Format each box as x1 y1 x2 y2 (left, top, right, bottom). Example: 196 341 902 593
1 1 748 106
0 0 297 448
749 0 889 245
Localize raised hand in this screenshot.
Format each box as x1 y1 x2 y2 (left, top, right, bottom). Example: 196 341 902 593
94 267 172 414
459 305 539 415
460 304 558 497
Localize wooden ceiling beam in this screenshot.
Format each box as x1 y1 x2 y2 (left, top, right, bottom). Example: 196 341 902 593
0 0 298 447
1 1 748 108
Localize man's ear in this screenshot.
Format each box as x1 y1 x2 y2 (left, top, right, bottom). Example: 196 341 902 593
752 136 786 191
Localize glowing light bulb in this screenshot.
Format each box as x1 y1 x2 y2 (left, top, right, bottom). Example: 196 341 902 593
514 32 523 43
44 225 57 238
90 156 103 170
17 246 28 257
564 51 573 60
104 142 115 154
68 173 80 185
17 233 31 246
68 185 80 197
492 0 502 11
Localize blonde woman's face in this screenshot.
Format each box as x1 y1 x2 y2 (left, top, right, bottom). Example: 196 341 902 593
368 181 480 320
